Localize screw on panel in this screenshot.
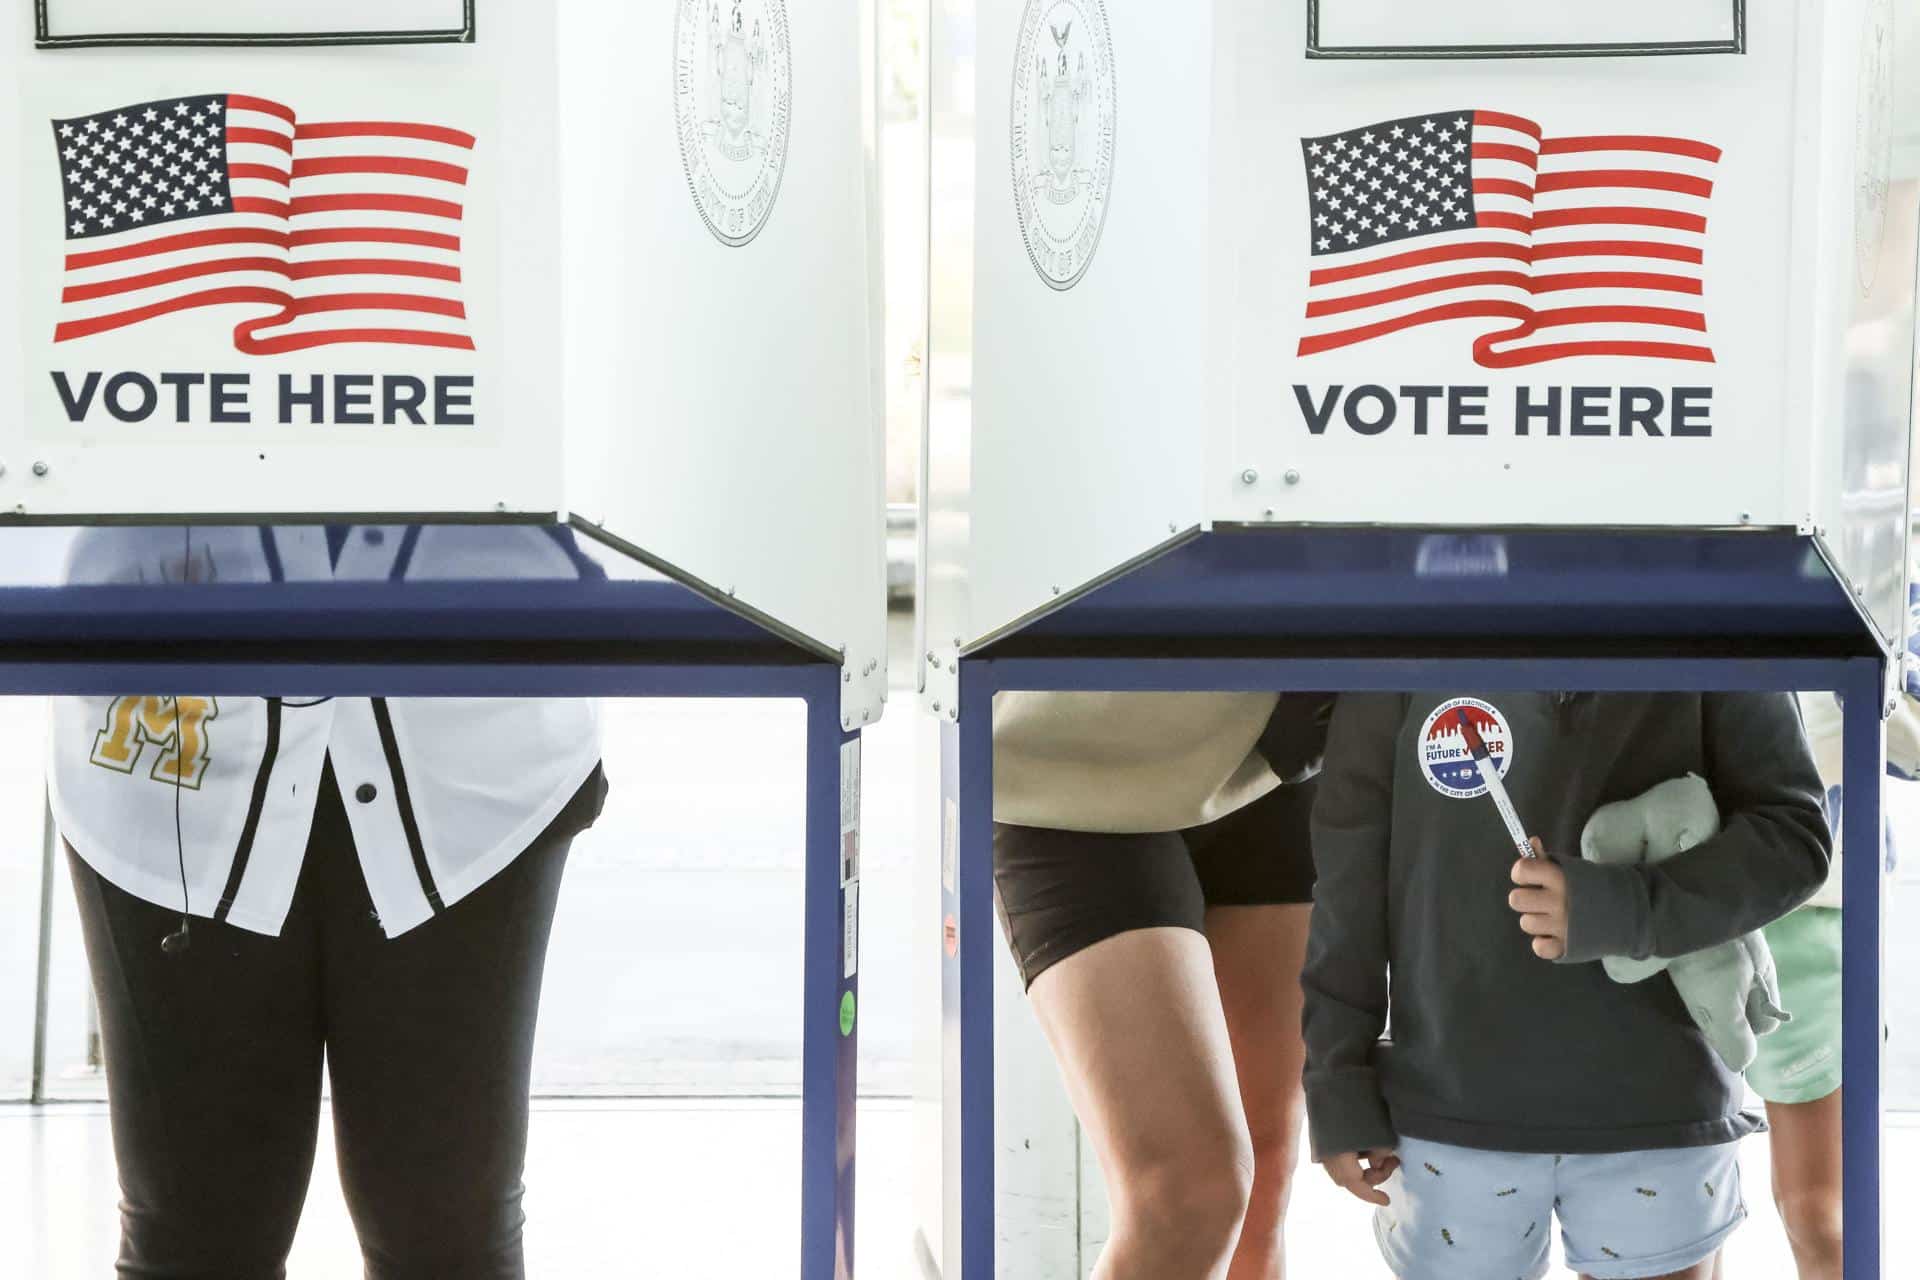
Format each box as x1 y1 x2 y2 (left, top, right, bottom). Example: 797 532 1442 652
1051 585 1062 595
31 461 49 478
1284 469 1301 486
843 716 853 730
862 710 871 723
494 501 507 513
843 671 852 683
952 637 962 648
948 664 956 675
1739 512 1752 524
1168 522 1177 533
949 708 959 721
928 651 939 665
0 462 7 478
1263 508 1275 521
931 701 942 713
1239 468 1259 485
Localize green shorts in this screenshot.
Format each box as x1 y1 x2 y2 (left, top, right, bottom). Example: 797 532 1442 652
1748 907 1843 1105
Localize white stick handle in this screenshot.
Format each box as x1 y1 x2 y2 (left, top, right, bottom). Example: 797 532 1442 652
1475 757 1535 859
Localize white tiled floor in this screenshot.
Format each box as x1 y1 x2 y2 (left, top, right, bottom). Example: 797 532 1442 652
5 1099 1918 1277
2 1098 913 1279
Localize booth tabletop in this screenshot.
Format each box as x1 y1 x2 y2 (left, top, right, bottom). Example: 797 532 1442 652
0 523 817 672
980 528 1880 660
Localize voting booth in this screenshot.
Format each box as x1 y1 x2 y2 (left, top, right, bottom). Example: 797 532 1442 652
921 1 1920 1275
0 3 883 1276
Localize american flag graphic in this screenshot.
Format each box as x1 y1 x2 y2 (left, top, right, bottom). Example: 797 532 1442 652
52 94 475 354
1298 110 1720 368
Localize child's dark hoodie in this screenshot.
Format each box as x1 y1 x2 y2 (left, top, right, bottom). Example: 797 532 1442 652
1303 692 1831 1160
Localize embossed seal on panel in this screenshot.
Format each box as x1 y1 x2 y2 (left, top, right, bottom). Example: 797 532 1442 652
1011 0 1115 290
675 0 792 248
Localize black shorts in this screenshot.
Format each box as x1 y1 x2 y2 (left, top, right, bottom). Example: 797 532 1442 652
992 778 1318 989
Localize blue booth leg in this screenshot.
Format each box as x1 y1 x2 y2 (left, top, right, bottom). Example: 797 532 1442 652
804 679 861 1280
942 669 996 1280
1842 656 1887 1280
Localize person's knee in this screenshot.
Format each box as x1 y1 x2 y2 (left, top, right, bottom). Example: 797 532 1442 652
1121 1134 1256 1252
360 1223 526 1280
117 1159 307 1279
1245 1121 1303 1205
1228 1122 1303 1265
363 1238 524 1280
119 1207 301 1280
351 1177 527 1279
1774 1185 1844 1257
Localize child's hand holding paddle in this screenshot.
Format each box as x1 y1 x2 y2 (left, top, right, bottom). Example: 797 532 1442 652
1451 707 1570 958
1509 838 1570 960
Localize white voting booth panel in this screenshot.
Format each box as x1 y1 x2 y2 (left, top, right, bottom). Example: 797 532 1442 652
926 0 1919 710
560 0 890 714
1 1 887 721
1826 1 1920 648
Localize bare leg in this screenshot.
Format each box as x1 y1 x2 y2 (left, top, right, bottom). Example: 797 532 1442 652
1206 904 1313 1280
1582 1258 1716 1280
1765 1088 1845 1280
1029 927 1255 1280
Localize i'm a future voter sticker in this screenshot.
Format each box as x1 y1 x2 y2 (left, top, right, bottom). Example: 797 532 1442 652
1418 697 1513 799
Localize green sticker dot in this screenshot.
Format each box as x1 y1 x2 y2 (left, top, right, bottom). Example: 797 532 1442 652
839 991 857 1037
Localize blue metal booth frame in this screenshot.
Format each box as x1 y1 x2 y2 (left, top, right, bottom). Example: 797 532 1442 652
0 524 862 1280
939 527 1897 1280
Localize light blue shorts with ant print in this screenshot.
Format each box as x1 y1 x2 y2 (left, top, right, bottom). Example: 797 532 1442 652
1374 1135 1746 1280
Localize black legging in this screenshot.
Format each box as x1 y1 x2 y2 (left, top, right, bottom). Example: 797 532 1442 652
69 760 604 1280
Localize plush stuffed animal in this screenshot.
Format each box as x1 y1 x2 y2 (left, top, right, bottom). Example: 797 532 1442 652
1579 773 1791 1072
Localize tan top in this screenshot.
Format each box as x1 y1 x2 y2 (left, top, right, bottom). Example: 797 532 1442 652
993 691 1281 833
